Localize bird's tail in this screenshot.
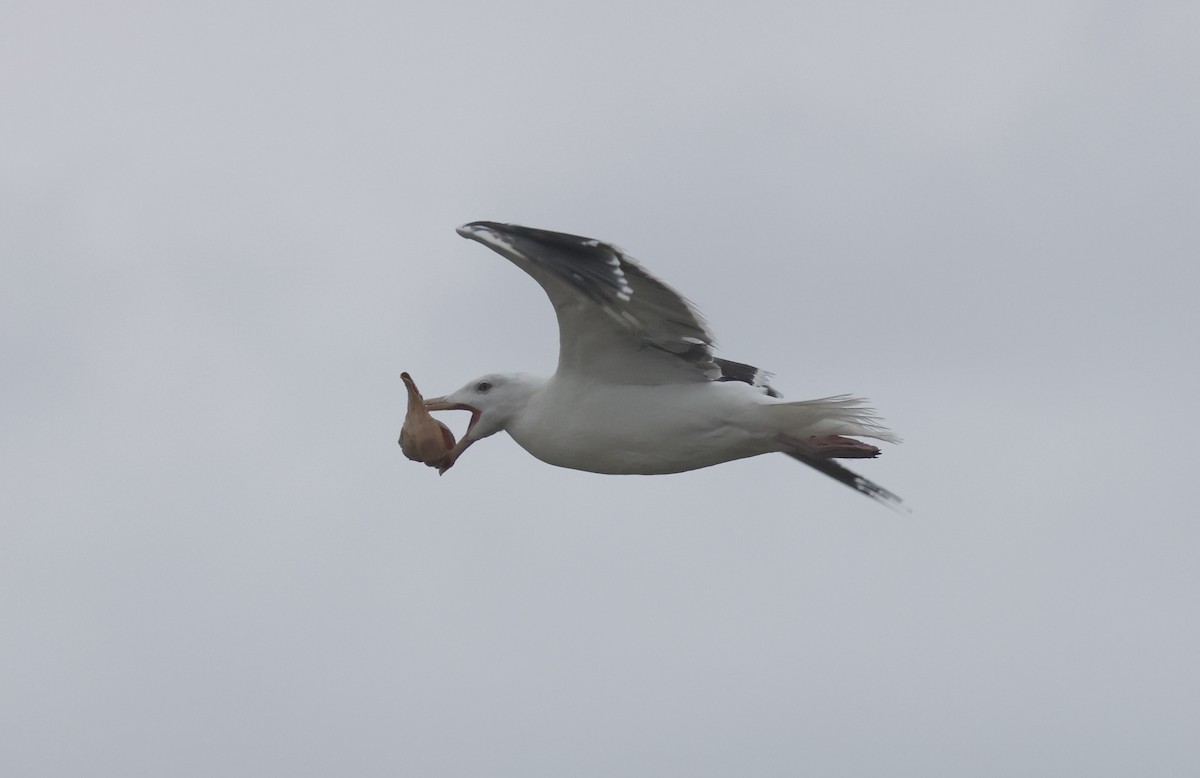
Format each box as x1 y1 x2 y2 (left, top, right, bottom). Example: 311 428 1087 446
764 395 906 511
764 394 901 445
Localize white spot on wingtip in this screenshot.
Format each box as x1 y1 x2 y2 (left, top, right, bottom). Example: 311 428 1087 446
458 223 515 253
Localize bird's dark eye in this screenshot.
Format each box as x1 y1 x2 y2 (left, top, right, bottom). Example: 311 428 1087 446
476 381 492 393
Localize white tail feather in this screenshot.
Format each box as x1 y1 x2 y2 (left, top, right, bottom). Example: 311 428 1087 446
766 394 901 444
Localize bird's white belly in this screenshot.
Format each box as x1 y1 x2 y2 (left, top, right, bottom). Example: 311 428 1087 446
505 380 773 475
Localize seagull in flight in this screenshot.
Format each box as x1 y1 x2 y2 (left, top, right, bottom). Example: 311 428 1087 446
420 222 904 508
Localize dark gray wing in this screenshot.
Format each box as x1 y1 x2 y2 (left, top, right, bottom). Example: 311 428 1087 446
457 221 721 385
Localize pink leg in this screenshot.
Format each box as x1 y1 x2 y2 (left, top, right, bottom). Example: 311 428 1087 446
778 433 880 459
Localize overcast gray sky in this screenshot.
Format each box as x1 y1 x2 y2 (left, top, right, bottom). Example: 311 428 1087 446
4 2 1199 776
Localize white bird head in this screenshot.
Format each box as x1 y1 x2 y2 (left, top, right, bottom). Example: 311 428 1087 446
423 373 541 474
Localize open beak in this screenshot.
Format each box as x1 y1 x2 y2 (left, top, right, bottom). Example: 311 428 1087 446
423 398 482 474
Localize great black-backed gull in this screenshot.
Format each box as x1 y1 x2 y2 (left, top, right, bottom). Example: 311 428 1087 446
418 222 904 508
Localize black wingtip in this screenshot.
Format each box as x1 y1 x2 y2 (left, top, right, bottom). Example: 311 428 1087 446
457 221 498 240
785 451 908 513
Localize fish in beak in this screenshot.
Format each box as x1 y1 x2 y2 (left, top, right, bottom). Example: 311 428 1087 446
399 373 459 469
421 395 482 474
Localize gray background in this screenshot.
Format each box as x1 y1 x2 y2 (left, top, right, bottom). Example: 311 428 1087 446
4 2 1198 775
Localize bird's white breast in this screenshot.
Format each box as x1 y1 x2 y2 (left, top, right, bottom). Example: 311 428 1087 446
504 378 776 475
